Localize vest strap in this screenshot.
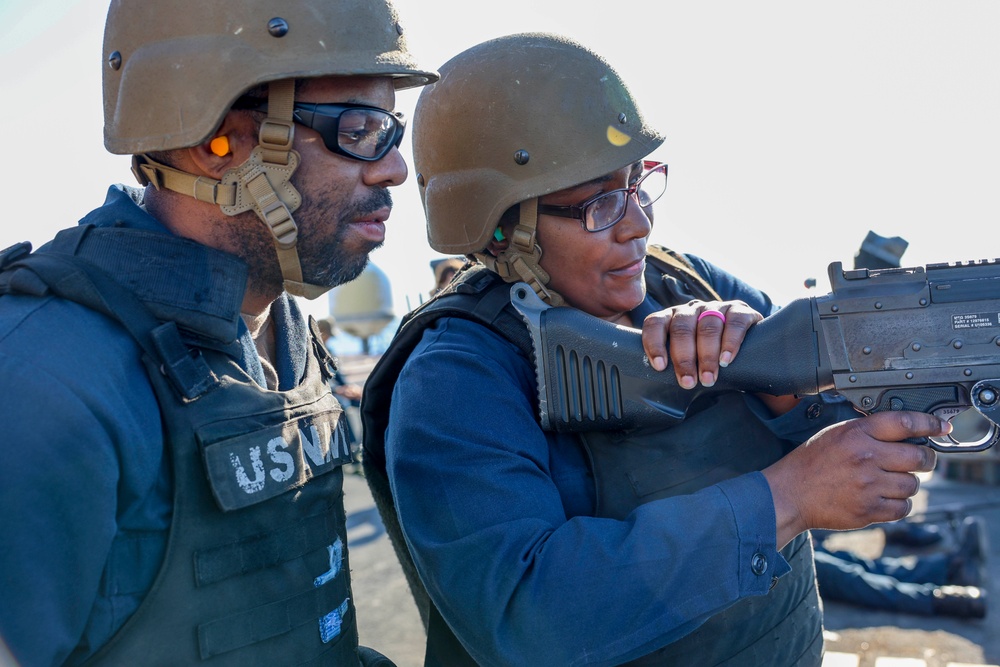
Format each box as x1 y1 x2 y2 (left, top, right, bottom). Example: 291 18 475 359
645 244 720 302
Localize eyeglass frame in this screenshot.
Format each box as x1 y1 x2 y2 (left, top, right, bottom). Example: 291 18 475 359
536 161 668 232
231 96 406 162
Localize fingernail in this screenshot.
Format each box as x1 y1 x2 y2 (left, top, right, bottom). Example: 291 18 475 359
651 356 666 372
719 351 732 368
701 371 716 388
941 419 953 434
680 375 696 390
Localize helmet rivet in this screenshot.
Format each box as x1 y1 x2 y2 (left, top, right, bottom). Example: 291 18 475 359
513 150 530 165
416 173 425 187
396 22 404 36
268 17 289 37
618 112 628 125
108 50 122 71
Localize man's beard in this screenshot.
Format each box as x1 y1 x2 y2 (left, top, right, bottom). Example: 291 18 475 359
235 187 392 296
297 187 392 289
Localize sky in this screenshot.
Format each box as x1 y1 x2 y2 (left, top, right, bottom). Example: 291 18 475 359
1 0 999 347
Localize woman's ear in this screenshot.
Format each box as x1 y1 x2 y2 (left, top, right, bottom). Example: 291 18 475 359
485 226 510 256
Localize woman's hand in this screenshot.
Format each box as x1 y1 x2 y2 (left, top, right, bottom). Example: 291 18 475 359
641 300 763 389
763 411 944 547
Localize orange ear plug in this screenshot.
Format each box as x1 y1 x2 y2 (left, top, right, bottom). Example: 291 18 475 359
210 136 230 157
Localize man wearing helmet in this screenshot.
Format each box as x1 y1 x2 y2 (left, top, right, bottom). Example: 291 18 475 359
0 1 435 665
361 34 947 665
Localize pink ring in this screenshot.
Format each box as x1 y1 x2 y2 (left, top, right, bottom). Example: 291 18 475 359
697 309 726 324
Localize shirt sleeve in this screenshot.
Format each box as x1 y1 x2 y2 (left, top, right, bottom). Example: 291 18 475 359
385 317 785 667
0 298 163 667
0 357 120 666
753 391 864 442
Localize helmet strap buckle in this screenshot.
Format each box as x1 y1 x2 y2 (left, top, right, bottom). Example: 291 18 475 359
221 79 329 299
488 198 565 307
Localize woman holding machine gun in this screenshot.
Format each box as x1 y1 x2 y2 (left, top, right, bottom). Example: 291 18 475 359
361 33 951 667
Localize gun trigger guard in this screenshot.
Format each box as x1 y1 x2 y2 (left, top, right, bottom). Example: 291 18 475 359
927 424 1000 453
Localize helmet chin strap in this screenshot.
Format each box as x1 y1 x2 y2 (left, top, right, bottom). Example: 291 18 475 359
131 79 330 300
479 197 565 307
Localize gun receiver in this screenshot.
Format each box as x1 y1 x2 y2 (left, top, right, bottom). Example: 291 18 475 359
509 259 1000 453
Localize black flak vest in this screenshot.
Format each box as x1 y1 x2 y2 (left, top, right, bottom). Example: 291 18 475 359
362 247 822 667
0 226 362 666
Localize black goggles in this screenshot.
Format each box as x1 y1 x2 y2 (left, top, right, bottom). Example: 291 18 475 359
233 96 406 162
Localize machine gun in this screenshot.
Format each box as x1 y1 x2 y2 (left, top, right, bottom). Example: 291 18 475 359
509 259 1000 453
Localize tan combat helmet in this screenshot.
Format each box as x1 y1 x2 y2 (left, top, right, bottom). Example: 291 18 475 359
412 32 663 305
102 0 438 298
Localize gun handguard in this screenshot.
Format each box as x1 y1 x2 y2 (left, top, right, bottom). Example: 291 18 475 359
509 283 831 432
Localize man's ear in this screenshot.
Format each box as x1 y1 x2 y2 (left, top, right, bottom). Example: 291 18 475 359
188 113 253 179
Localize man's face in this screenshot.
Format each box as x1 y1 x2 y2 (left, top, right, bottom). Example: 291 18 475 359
535 164 652 322
235 75 406 294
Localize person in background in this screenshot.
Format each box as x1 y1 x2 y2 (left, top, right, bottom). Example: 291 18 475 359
318 317 365 407
0 1 436 665
361 33 946 666
429 256 466 297
881 520 947 547
813 516 988 619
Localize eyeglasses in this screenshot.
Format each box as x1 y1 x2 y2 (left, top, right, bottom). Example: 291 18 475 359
232 97 406 162
537 162 668 232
